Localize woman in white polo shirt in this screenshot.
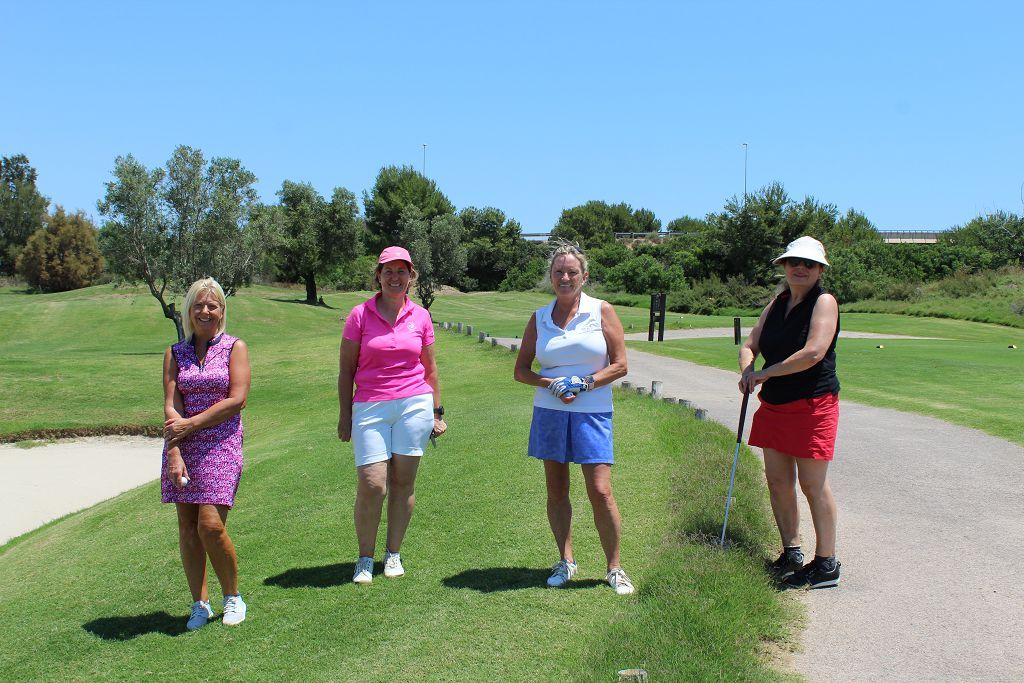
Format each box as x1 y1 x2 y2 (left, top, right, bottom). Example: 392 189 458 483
513 241 634 595
338 246 447 585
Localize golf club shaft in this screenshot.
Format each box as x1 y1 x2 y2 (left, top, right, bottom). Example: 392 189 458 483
720 442 742 546
720 390 751 546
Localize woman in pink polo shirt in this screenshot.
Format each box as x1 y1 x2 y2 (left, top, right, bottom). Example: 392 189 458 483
338 246 447 585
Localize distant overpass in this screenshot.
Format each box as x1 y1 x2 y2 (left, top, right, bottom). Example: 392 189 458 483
521 229 940 244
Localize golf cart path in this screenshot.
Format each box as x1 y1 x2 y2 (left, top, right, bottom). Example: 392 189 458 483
494 334 1024 682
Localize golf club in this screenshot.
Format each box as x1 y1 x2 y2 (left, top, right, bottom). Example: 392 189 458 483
719 388 751 547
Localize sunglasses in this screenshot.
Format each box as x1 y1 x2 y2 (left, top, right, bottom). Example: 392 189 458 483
782 257 821 269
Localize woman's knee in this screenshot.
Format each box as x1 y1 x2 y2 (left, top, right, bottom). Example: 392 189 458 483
357 480 387 504
196 516 226 543
765 471 796 494
799 478 831 503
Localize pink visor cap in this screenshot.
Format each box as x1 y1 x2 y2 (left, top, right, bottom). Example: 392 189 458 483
378 246 413 267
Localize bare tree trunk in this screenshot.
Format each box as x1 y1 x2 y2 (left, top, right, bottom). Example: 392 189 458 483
305 272 318 305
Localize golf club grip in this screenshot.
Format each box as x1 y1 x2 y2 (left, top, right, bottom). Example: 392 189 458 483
735 390 751 443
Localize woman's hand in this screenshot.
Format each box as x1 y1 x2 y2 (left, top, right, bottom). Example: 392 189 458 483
166 449 189 489
338 415 352 442
738 368 766 394
431 417 447 439
163 417 195 447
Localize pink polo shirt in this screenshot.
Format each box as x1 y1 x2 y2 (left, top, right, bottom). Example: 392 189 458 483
343 294 436 403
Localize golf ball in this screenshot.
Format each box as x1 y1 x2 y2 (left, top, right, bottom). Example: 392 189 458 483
180 476 189 486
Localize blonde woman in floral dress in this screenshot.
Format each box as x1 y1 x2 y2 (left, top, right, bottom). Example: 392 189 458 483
161 277 251 630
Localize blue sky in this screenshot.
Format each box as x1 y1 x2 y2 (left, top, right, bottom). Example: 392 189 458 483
5 1 1022 233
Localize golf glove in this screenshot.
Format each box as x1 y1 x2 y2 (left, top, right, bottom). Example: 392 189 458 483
548 375 593 398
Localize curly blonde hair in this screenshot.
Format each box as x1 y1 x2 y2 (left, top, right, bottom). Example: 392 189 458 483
547 238 589 275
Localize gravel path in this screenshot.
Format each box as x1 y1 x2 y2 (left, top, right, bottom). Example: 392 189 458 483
492 332 1024 682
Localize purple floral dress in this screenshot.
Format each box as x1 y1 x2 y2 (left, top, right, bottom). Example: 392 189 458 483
161 333 244 507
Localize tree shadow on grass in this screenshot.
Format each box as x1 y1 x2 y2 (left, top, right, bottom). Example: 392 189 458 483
263 562 364 588
83 612 187 640
442 567 604 592
264 297 334 310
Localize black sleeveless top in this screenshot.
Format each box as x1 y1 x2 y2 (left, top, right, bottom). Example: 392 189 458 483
758 283 840 404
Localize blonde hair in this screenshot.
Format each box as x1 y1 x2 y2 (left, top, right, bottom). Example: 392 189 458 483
547 239 589 276
182 277 227 341
373 260 418 292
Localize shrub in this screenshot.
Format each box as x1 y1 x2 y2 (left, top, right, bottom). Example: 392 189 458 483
604 254 673 294
329 254 377 291
499 256 547 292
15 207 104 292
668 277 772 315
934 269 997 298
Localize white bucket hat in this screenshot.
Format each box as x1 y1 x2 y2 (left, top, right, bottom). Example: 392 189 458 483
773 235 829 267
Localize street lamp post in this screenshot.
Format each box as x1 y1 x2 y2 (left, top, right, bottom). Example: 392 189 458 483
742 143 748 206
422 144 427 176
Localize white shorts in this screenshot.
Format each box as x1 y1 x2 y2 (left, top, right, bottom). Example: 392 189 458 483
352 393 434 467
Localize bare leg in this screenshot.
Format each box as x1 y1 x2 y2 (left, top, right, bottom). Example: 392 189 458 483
385 455 421 552
543 460 573 562
763 448 800 548
581 464 622 571
195 504 239 596
176 503 208 602
796 458 838 557
354 461 388 557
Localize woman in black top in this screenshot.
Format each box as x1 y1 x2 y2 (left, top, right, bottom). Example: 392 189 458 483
739 236 841 589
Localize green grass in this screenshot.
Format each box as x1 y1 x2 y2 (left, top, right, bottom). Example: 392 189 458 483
0 285 795 682
628 313 1024 446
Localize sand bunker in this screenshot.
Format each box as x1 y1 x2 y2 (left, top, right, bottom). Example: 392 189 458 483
0 436 162 545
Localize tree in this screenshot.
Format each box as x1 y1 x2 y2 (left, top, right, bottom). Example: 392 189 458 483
943 211 1024 267
460 206 543 291
823 209 882 248
399 206 467 309
0 154 49 274
363 166 455 253
16 206 104 292
98 146 273 341
632 208 662 234
551 201 636 249
704 183 799 285
275 181 361 303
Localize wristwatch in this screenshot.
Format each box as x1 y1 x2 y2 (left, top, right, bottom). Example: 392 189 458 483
433 405 445 417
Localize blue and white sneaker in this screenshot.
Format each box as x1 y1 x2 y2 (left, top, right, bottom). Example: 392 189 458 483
222 594 247 626
547 559 577 587
353 556 374 584
186 600 213 631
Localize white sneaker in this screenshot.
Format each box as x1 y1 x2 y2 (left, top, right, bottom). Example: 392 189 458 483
607 568 635 595
547 559 577 587
383 551 405 578
186 600 213 631
222 594 247 626
353 556 374 584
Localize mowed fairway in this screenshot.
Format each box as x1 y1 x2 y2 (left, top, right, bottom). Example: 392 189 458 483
0 285 795 682
628 313 1024 446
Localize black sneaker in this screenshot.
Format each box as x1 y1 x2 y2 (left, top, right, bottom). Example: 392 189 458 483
784 557 841 589
767 550 804 581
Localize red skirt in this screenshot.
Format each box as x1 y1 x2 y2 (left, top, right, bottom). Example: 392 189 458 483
748 393 839 460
